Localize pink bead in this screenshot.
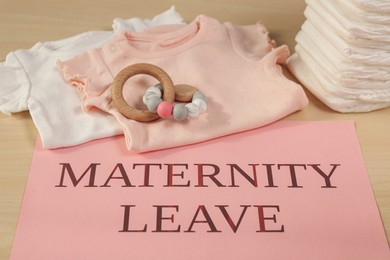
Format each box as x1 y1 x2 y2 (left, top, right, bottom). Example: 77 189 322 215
157 101 173 118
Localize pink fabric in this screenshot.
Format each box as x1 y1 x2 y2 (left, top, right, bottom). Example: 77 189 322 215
58 15 308 152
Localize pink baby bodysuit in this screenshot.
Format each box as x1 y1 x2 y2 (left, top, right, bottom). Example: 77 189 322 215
58 15 308 152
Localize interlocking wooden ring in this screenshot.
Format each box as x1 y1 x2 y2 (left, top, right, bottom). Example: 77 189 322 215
111 63 175 122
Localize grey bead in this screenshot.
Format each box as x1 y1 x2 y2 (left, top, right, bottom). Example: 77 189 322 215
172 104 188 121
146 96 162 112
192 91 207 102
154 83 163 92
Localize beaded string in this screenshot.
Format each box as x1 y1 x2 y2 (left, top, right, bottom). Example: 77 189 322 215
143 83 207 121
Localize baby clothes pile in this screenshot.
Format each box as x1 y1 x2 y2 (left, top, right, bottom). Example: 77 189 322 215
0 7 184 148
288 0 390 113
0 7 308 152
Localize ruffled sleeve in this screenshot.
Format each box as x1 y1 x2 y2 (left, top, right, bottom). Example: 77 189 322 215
0 52 30 115
225 21 276 62
57 48 114 108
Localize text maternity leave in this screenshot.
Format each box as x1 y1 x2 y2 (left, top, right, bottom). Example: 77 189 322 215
55 162 340 233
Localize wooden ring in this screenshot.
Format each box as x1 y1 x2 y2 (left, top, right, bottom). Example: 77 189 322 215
174 84 199 102
111 63 175 122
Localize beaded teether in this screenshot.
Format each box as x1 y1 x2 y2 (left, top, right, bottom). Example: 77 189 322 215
143 83 207 121
111 63 207 122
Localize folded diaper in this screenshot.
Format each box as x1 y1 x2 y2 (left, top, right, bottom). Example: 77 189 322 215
304 8 390 67
292 45 390 103
287 0 390 112
288 53 390 113
350 0 390 14
297 23 390 90
340 0 390 24
312 0 390 41
307 0 390 49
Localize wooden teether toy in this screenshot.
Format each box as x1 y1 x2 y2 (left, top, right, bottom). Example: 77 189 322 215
111 63 175 122
112 63 207 122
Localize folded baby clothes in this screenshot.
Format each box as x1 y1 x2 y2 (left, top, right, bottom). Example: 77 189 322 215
0 7 184 148
287 0 390 112
58 15 308 153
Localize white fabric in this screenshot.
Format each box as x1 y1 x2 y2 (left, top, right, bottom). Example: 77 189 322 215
112 6 184 32
288 53 390 113
306 0 390 49
297 32 390 92
296 32 390 93
316 0 390 41
340 0 390 24
350 0 390 13
297 20 390 89
288 0 390 112
304 7 390 68
292 44 390 102
0 7 184 148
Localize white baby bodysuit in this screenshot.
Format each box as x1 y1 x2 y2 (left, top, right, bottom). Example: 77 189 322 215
0 7 184 148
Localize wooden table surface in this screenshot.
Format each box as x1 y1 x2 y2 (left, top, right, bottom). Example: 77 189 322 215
1 0 389 258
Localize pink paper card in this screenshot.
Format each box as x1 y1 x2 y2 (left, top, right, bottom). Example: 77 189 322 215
10 121 390 259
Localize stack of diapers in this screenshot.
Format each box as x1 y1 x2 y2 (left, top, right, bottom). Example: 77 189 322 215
287 0 390 112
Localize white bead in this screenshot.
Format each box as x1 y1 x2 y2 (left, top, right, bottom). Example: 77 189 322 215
146 86 162 97
193 91 207 102
185 103 200 118
192 99 207 113
143 86 162 105
142 91 159 105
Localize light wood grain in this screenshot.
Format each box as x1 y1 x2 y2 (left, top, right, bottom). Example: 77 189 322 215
1 0 389 259
111 63 175 121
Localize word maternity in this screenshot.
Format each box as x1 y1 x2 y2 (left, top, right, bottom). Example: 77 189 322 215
55 162 340 233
